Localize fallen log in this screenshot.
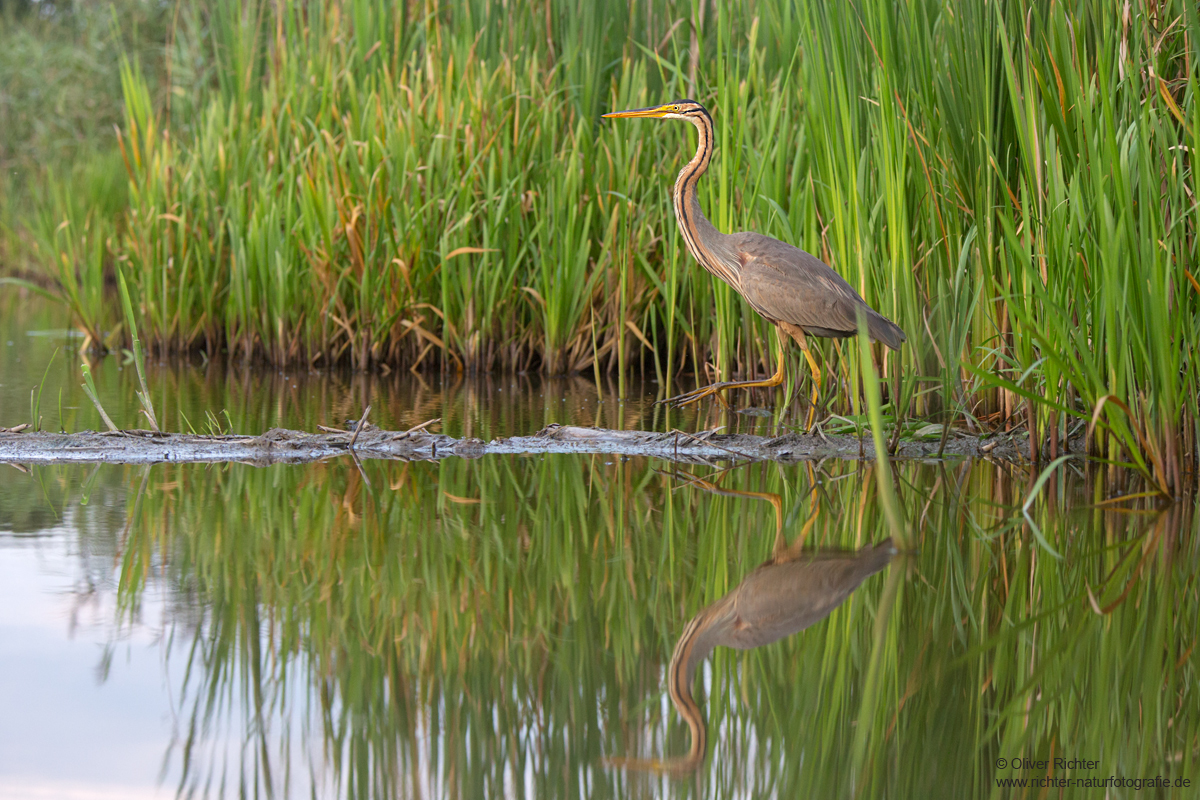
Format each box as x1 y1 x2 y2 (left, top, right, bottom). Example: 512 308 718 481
0 422 1037 466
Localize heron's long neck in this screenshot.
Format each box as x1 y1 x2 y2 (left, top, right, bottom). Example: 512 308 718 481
673 114 738 288
666 595 735 764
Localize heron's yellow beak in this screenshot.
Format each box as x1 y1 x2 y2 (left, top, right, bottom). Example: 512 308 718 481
602 104 672 119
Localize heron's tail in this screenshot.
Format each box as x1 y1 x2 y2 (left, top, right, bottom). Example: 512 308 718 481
867 311 906 351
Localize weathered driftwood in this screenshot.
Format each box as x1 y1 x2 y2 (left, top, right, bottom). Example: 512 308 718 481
0 422 1032 466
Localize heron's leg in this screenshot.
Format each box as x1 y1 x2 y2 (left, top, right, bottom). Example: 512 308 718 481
794 331 823 429
763 491 784 559
777 498 821 563
658 329 786 408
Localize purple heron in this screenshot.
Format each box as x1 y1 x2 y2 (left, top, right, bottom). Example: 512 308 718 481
603 100 905 422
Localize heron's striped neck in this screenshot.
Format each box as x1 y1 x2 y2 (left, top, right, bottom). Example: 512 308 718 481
667 594 735 766
673 110 738 289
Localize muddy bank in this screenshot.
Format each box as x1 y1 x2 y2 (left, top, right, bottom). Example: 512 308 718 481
0 422 1048 466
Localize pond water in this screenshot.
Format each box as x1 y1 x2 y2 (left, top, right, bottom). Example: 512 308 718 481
1 296 1197 799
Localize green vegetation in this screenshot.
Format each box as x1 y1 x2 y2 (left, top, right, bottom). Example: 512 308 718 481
18 453 1194 797
3 0 1199 490
0 0 171 270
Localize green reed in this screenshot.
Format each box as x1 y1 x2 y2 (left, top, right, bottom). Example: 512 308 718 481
9 0 1199 488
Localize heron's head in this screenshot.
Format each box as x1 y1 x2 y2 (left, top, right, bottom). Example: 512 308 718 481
603 100 710 123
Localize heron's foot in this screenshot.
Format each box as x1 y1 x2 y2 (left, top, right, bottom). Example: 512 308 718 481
657 377 782 409
657 382 731 408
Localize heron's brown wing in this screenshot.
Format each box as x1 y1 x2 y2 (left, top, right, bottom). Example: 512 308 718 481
731 232 905 348
731 233 867 335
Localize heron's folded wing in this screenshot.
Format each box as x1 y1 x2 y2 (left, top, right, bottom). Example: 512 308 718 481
732 234 867 336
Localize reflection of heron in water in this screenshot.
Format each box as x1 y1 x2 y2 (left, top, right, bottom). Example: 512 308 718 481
667 537 896 771
609 476 897 773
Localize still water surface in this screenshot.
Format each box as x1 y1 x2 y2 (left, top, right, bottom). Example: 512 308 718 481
1 297 1197 799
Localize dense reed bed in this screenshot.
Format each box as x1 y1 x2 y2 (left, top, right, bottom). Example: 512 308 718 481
21 454 1187 797
13 0 1200 488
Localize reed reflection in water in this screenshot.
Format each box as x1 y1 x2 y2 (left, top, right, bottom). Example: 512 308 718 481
4 450 1195 798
